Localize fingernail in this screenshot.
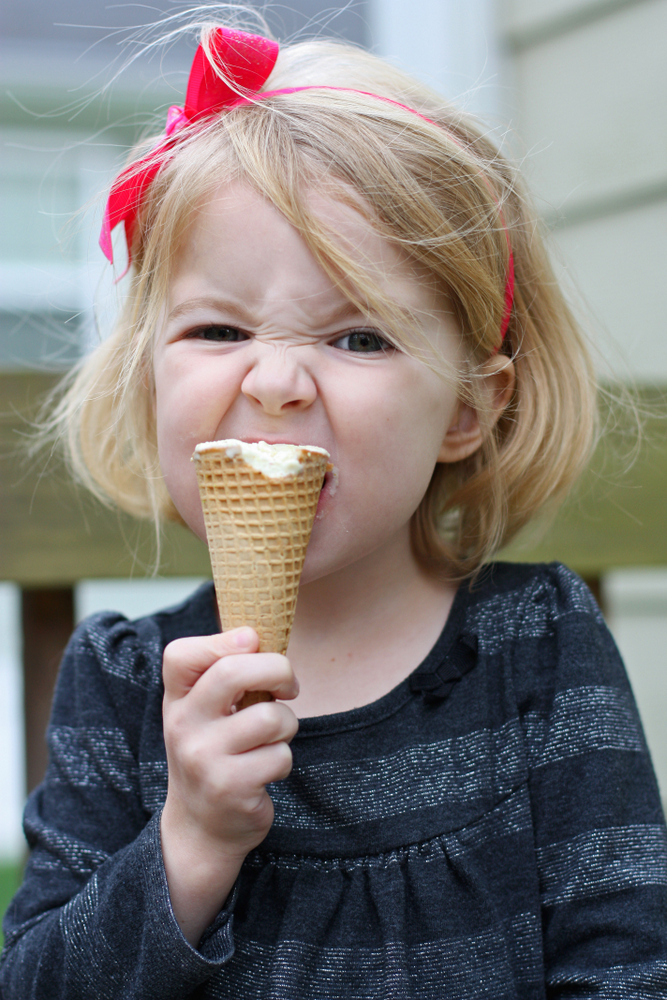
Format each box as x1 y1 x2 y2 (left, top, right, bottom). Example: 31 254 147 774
233 627 254 648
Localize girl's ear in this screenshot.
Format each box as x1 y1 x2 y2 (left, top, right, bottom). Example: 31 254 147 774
437 355 515 464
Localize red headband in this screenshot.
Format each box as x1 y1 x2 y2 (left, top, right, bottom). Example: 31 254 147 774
100 27 514 340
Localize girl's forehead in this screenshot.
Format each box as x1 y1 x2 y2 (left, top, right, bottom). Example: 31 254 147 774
169 183 356 318
184 181 384 260
171 180 452 320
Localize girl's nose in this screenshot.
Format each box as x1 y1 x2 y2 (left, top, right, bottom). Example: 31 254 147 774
240 346 317 415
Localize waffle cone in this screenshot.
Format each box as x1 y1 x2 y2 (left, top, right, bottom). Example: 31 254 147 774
193 443 328 707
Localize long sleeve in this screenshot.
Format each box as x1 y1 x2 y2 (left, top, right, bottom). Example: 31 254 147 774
0 606 236 999
513 565 667 998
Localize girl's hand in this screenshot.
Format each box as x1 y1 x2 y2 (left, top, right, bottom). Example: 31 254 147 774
160 627 299 945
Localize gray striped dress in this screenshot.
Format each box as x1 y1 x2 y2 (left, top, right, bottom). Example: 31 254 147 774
2 562 666 998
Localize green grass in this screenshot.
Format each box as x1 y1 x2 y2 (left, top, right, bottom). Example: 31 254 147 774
0 861 22 950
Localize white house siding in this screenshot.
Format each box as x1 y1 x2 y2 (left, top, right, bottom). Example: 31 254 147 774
605 570 667 809
504 0 667 380
369 0 505 120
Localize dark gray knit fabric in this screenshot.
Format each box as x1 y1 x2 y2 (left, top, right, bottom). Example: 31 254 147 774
2 562 666 998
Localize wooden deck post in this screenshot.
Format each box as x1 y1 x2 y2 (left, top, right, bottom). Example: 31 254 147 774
582 576 604 616
21 587 75 795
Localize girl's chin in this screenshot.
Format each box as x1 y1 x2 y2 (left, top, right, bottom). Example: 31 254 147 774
298 537 342 588
299 531 368 589
180 506 207 544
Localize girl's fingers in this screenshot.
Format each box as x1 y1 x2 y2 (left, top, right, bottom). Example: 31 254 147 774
177 700 299 763
163 633 299 726
222 700 299 756
166 706 297 790
221 740 295 793
163 628 259 700
239 740 295 787
190 651 297 717
171 656 297 737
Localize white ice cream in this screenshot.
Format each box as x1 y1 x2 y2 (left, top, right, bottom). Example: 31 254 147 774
194 439 330 479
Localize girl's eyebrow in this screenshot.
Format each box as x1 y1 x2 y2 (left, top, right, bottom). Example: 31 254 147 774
325 301 368 324
166 296 367 327
167 296 254 324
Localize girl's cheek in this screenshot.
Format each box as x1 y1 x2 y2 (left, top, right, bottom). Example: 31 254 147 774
153 409 196 525
160 452 208 541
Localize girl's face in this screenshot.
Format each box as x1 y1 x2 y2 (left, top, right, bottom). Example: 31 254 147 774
153 182 471 585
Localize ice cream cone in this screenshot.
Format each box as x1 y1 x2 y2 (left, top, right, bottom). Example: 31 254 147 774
193 440 329 708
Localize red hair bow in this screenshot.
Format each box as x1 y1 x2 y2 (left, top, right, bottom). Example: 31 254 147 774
99 27 279 267
98 26 514 341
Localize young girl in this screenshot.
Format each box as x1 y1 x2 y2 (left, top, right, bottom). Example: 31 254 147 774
2 20 666 1000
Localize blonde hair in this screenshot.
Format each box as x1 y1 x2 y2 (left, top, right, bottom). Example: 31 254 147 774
43 24 597 580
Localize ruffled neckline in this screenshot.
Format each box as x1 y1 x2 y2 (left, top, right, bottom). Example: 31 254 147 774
296 580 477 736
196 577 479 738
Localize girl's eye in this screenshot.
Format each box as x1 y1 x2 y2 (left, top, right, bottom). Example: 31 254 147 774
333 330 391 353
189 325 249 342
